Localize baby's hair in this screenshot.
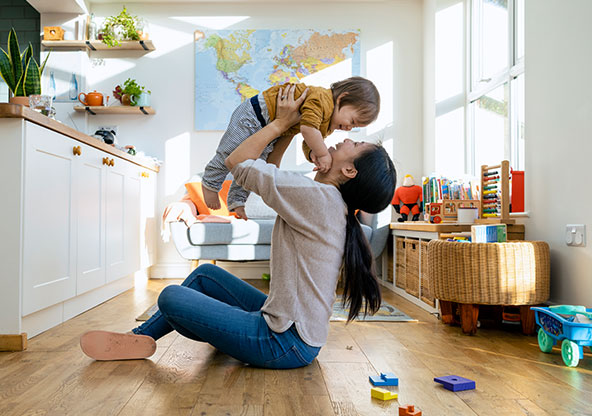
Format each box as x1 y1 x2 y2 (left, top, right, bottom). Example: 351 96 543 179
331 77 380 126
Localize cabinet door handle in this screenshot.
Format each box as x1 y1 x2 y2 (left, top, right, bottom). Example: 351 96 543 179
109 158 115 167
102 157 109 165
73 146 81 156
141 172 149 178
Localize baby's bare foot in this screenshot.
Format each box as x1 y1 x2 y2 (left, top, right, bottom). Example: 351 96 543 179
233 206 248 220
202 184 221 210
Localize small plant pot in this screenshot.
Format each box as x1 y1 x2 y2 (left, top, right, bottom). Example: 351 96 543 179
121 94 132 106
9 96 30 106
134 92 151 107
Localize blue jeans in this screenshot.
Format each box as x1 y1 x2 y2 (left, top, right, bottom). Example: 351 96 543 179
132 264 320 369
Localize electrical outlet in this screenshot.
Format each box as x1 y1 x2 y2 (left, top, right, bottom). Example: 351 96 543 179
97 125 118 135
565 224 586 247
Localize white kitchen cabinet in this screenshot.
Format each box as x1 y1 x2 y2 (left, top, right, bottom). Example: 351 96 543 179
105 157 127 282
75 144 106 295
139 170 157 269
124 164 141 277
0 108 159 343
22 123 77 315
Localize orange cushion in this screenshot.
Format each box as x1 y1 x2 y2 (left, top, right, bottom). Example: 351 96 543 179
185 180 233 216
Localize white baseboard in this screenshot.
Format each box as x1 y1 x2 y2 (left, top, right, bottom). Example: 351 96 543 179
22 275 135 338
150 262 192 279
150 261 270 280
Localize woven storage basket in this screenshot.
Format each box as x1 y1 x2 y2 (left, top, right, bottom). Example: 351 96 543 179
386 237 394 283
427 240 550 305
395 237 406 288
405 239 420 296
420 240 435 307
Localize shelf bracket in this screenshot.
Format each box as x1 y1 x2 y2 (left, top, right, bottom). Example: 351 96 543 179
85 41 96 51
139 106 148 115
139 40 149 51
85 106 96 115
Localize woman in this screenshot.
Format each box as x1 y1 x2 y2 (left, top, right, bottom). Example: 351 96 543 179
80 85 397 368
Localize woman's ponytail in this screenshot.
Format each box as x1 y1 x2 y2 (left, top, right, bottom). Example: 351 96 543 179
339 145 397 322
342 207 381 321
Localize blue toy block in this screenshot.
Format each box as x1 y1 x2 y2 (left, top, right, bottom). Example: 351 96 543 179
433 375 475 392
381 372 398 386
369 372 399 386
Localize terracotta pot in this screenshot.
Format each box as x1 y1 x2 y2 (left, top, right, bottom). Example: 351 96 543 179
9 96 30 107
121 94 132 106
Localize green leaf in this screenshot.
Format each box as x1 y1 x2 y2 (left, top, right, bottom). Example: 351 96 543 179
21 43 32 70
14 72 25 96
8 29 23 94
39 49 50 76
0 48 16 93
24 58 41 96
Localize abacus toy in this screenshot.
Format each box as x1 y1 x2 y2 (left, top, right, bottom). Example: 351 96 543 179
477 160 514 224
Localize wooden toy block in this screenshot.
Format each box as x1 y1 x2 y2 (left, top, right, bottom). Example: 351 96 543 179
399 404 422 416
381 372 398 385
369 372 399 386
434 375 476 392
370 387 398 401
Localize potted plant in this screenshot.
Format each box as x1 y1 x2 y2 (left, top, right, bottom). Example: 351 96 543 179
0 28 50 105
100 7 142 48
113 78 150 106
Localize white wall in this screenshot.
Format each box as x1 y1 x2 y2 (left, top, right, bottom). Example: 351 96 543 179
526 0 592 305
61 1 424 271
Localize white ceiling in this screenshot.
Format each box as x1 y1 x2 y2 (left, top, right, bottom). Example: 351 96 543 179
28 0 384 10
26 0 88 14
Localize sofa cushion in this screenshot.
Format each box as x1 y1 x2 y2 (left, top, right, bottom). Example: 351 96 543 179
245 193 277 219
185 180 233 216
188 218 276 245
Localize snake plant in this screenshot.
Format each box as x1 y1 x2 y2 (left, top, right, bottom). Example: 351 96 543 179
0 28 50 97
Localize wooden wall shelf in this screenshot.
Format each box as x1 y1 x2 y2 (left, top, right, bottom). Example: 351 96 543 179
74 106 155 115
42 40 155 51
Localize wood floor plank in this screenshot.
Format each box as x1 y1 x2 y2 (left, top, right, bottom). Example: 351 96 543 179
346 322 478 416
1 278 591 416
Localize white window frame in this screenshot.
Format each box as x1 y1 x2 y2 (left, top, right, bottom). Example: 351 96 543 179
466 0 524 174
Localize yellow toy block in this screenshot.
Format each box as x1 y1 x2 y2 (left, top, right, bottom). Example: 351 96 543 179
371 387 398 401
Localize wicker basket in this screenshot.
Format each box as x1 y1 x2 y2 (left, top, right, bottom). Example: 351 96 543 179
405 239 419 296
395 237 406 288
420 240 435 307
386 237 394 283
427 240 550 305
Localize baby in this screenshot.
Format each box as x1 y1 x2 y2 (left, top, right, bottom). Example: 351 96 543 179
202 76 380 219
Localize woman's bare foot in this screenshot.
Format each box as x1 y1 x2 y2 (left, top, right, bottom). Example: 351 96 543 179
80 330 156 361
201 184 221 210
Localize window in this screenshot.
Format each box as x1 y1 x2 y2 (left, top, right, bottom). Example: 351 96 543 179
434 0 524 175
469 0 524 172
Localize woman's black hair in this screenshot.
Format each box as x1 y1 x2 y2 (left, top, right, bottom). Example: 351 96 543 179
339 144 397 322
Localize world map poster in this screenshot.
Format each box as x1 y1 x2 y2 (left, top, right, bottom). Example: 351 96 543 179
194 29 361 130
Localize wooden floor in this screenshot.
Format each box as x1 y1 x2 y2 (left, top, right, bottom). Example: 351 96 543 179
1 278 591 416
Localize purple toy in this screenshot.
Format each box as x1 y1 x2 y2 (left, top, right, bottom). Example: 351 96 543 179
433 375 475 392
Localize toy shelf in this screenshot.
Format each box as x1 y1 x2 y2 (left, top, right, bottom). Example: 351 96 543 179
74 106 155 115
42 40 155 51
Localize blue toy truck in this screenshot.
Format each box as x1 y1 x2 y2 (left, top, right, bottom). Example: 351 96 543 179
531 306 592 367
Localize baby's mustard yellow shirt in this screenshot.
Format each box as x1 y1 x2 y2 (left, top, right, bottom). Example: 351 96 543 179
263 83 334 161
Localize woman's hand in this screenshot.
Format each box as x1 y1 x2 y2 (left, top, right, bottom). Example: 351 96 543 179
275 84 308 130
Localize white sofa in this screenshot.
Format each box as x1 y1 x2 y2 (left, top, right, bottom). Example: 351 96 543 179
169 193 392 263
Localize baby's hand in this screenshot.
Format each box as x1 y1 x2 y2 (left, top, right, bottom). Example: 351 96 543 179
311 152 332 173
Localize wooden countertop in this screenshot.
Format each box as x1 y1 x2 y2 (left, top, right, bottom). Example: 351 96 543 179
390 221 525 232
0 104 159 172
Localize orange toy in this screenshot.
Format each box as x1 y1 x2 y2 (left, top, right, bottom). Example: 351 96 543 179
399 404 422 416
392 175 423 222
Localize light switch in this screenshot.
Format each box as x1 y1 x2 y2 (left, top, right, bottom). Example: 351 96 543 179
566 224 586 247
